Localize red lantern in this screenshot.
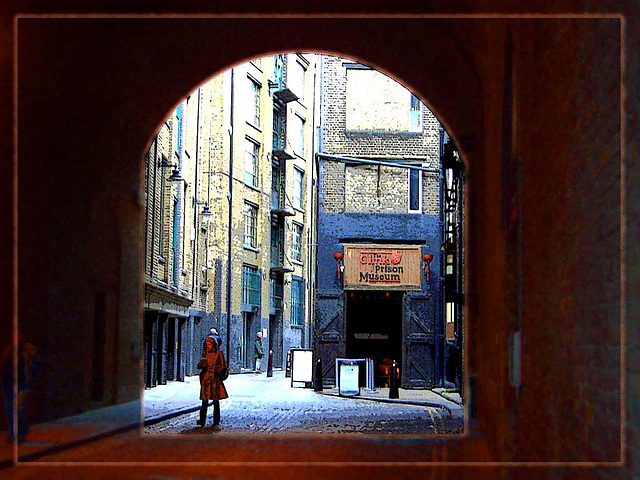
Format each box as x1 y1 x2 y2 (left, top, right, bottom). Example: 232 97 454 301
422 253 434 281
333 252 344 280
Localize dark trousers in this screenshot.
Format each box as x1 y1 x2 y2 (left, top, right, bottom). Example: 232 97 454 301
199 399 220 426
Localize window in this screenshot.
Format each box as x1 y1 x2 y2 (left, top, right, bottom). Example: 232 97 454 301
446 302 456 340
271 163 282 210
293 168 304 210
409 94 422 132
270 222 281 266
273 54 284 88
297 114 305 156
290 276 304 327
288 113 305 158
248 76 261 128
272 105 284 151
244 138 260 188
243 202 258 248
242 265 261 307
290 57 307 102
291 222 303 263
173 104 183 158
408 168 422 213
269 273 283 310
158 154 166 257
346 68 416 132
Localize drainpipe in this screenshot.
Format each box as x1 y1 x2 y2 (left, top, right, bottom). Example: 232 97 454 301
312 56 324 353
226 68 235 363
191 88 201 300
173 104 185 289
305 64 318 351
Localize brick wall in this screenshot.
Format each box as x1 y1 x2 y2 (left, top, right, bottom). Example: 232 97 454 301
174 56 318 370
319 55 441 217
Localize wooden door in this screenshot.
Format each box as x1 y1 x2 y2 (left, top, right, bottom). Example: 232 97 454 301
402 292 435 388
314 293 345 386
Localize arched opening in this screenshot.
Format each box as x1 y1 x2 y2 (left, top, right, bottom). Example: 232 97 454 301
10 14 624 469
140 52 467 435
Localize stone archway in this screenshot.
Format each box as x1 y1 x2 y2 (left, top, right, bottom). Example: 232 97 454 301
13 13 626 470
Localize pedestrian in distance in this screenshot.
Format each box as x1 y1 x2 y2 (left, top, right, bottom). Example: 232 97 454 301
197 335 228 429
254 331 265 373
202 327 222 352
0 332 42 443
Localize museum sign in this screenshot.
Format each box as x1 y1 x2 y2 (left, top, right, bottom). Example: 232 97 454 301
343 245 422 289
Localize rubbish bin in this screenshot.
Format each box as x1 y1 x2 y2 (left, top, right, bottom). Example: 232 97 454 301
339 361 360 397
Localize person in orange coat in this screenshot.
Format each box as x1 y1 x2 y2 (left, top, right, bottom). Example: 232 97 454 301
197 336 228 428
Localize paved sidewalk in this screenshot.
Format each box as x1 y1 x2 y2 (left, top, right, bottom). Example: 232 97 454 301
318 385 463 418
0 370 463 466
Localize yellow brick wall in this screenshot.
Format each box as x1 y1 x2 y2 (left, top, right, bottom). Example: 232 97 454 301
144 54 317 354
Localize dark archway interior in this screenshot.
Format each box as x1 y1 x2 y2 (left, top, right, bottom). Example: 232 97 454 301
6 8 635 477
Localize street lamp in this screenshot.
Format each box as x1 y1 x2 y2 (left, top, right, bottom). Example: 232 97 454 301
422 253 434 281
200 204 213 224
158 154 183 182
333 251 344 281
168 168 183 182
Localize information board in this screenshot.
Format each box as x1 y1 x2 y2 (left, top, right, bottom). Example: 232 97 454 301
291 349 313 383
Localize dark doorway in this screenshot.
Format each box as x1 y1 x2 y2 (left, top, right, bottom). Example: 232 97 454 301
143 311 158 388
158 313 168 385
346 290 403 386
177 318 186 381
269 314 283 369
167 317 177 381
242 311 257 369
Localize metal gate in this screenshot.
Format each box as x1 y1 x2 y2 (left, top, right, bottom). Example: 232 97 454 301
314 293 345 386
402 292 435 388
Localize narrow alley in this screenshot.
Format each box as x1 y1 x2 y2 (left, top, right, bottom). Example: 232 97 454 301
144 371 463 435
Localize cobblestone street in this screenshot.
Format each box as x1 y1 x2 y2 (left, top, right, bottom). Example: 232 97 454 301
144 371 463 435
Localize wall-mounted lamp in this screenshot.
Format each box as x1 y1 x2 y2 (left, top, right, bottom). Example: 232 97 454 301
193 199 213 224
200 204 213 220
168 168 183 182
157 154 183 182
422 253 434 282
333 252 344 280
157 154 173 168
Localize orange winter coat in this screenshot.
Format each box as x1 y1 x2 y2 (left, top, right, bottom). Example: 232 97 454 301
198 343 229 401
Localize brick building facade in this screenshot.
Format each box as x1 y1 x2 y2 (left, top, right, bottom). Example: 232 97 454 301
143 54 317 386
315 56 449 389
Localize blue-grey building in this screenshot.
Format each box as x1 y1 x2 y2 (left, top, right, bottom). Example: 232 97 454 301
314 56 447 389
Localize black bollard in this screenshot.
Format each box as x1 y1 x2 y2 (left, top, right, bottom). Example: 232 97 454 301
267 350 273 377
314 358 323 391
389 360 399 399
285 350 292 378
